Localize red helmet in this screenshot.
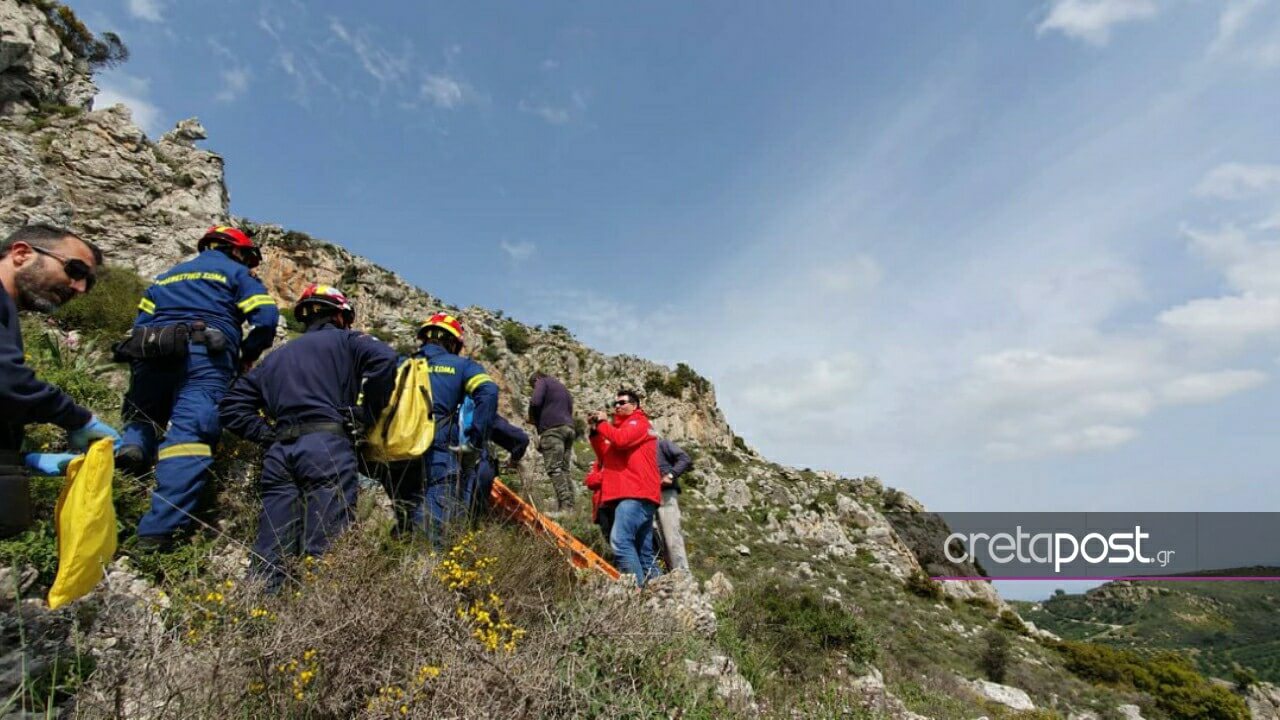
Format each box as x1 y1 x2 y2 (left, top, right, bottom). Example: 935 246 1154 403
418 312 464 345
294 283 354 324
198 225 262 268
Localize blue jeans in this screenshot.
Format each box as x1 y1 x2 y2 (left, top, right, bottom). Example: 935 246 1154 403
609 499 662 586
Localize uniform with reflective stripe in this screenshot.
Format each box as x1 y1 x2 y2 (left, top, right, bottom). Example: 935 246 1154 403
376 342 497 546
219 320 399 590
133 249 279 361
126 249 280 540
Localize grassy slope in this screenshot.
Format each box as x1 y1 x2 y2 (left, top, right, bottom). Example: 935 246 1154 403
1014 575 1280 683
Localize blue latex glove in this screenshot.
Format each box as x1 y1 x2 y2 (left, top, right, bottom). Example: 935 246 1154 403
24 452 78 476
67 416 122 451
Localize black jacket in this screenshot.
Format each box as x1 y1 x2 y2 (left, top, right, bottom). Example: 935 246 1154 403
0 279 91 453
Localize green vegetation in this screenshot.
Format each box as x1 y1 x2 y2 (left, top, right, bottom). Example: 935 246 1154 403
904 571 944 601
53 266 148 345
18 0 129 69
644 362 712 398
979 628 1011 682
717 576 875 705
1021 575 1280 683
501 320 531 354
478 343 502 363
1056 641 1250 719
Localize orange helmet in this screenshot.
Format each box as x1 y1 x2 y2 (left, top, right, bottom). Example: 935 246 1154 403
294 283 354 324
418 312 464 345
198 225 261 268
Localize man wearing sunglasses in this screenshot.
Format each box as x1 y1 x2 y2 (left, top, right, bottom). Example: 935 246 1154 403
0 224 122 538
118 225 279 550
587 389 663 586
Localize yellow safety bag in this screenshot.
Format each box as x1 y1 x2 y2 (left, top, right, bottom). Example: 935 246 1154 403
364 357 435 462
47 438 117 610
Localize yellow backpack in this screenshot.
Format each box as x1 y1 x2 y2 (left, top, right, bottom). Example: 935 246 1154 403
364 357 435 462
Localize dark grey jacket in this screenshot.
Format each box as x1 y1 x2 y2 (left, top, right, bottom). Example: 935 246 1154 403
656 439 692 493
528 375 574 433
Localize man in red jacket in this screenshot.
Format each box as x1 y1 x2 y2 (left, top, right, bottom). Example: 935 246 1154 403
587 388 662 586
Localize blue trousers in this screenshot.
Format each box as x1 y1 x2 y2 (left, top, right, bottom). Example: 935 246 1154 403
121 345 234 538
252 432 358 590
377 449 470 549
609 499 662 587
467 452 496 520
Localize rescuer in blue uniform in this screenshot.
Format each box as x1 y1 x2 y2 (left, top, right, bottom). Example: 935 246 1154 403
459 405 529 520
116 226 279 549
219 283 397 590
380 313 498 547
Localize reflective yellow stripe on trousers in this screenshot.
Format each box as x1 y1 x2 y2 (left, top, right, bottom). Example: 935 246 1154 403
157 443 212 460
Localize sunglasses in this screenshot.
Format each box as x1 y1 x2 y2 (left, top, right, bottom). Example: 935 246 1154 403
613 399 633 407
32 245 96 291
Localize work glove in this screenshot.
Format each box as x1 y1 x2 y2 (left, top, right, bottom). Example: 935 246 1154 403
24 452 78 476
68 416 123 451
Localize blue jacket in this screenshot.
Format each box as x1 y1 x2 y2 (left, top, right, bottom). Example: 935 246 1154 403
135 250 279 363
1 279 90 452
417 342 498 454
219 321 398 444
461 402 529 465
657 438 692 492
491 415 530 464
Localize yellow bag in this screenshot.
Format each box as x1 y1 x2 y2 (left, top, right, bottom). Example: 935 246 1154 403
47 438 117 610
364 357 435 462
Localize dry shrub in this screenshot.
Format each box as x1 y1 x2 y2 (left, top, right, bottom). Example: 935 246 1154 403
77 521 730 718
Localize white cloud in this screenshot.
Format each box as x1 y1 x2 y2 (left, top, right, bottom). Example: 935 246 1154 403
811 255 882 294
126 0 163 23
736 353 868 415
1036 0 1158 45
519 99 571 125
421 74 465 109
1194 162 1280 199
216 68 250 102
94 74 162 136
1207 0 1280 67
1212 0 1264 52
1161 369 1267 404
329 18 410 87
1048 424 1138 453
1159 294 1280 343
499 239 536 262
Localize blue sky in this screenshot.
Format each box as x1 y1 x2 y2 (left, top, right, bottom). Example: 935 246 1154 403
89 1 1280 596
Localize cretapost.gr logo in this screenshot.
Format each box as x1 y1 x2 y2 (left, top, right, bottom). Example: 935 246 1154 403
944 526 1177 574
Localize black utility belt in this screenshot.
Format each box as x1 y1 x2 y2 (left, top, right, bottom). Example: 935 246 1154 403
112 321 227 362
274 422 350 443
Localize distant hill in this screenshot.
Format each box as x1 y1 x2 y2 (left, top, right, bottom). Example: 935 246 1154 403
1013 569 1280 683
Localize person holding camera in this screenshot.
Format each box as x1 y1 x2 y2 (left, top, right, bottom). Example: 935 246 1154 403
587 389 662 587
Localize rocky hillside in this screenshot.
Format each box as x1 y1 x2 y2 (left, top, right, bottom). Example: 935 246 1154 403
1 2 1275 718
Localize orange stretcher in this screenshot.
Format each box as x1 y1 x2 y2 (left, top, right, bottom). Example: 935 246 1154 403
489 478 620 580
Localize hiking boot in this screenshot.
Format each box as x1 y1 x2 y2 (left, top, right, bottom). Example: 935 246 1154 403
134 534 175 553
115 445 149 475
